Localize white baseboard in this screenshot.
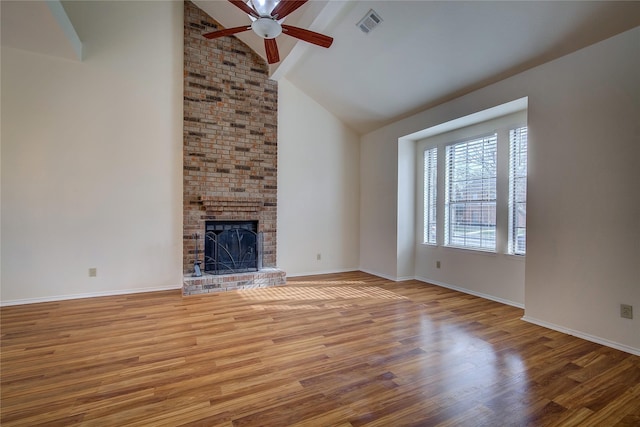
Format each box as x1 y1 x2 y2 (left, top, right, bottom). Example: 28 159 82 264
288 268 414 283
285 267 359 279
0 284 182 307
521 316 640 356
414 275 525 309
358 268 401 282
412 277 638 356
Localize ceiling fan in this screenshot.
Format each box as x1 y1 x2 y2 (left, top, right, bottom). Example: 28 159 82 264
203 0 334 64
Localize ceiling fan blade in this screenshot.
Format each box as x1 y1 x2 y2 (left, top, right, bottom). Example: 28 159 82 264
281 25 333 48
270 0 308 19
228 0 259 18
264 38 280 64
203 26 251 39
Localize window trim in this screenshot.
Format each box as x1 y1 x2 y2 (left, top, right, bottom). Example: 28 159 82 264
444 132 498 252
416 111 527 256
508 126 528 255
423 147 437 245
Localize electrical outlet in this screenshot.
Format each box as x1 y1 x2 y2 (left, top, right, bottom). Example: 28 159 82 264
620 304 633 319
436 261 441 269
88 268 97 277
316 253 321 261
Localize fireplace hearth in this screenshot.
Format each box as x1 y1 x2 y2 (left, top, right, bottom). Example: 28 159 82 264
183 218 285 296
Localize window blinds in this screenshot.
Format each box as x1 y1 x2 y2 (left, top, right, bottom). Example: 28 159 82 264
445 134 497 250
423 147 437 244
509 127 528 255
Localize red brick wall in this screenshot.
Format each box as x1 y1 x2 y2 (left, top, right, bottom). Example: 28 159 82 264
183 1 277 273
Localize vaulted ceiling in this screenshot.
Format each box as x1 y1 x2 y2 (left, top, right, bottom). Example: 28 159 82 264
196 0 640 133
3 1 639 134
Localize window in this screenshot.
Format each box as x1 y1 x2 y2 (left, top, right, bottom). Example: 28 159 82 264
419 108 527 257
445 134 497 251
509 126 528 255
423 147 437 244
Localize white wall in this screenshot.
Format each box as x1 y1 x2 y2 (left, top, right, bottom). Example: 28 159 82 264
0 1 184 304
413 112 527 307
277 78 360 276
396 138 415 280
522 27 639 353
360 27 639 353
361 84 528 281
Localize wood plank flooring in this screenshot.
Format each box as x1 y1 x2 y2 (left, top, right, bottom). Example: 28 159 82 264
2 271 639 426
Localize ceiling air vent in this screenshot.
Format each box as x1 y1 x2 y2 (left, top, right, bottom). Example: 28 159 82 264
357 9 383 34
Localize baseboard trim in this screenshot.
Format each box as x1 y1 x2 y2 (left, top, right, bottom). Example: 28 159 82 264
414 275 525 309
521 316 640 356
286 268 359 279
0 285 183 307
358 268 401 282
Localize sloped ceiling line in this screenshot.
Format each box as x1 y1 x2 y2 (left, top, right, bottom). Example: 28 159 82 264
46 0 83 60
0 0 83 61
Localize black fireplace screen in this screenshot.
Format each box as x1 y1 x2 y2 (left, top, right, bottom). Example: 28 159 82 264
204 221 260 275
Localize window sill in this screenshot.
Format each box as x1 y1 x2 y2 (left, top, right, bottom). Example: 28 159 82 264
442 245 498 257
420 244 526 261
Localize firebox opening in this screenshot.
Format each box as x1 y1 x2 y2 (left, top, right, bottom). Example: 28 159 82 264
204 220 261 275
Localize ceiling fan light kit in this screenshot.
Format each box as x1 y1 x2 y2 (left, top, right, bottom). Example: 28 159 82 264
202 0 333 64
251 18 282 39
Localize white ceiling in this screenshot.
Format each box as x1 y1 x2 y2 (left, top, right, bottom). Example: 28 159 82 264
1 0 81 61
197 0 640 134
3 1 639 134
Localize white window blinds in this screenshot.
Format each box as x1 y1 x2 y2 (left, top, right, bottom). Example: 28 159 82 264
509 126 528 255
445 134 497 250
423 147 437 244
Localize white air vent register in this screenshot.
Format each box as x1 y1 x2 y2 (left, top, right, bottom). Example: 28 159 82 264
357 9 383 34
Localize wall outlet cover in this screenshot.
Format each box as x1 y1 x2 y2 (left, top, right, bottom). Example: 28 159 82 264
620 304 633 319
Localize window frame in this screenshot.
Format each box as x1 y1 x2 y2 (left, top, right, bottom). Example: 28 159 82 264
444 133 498 252
423 147 438 245
417 110 527 256
508 126 528 255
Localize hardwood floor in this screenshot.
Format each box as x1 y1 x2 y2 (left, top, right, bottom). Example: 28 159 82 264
2 271 639 426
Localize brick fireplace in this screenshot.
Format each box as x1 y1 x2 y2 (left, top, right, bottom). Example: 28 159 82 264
182 1 285 295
